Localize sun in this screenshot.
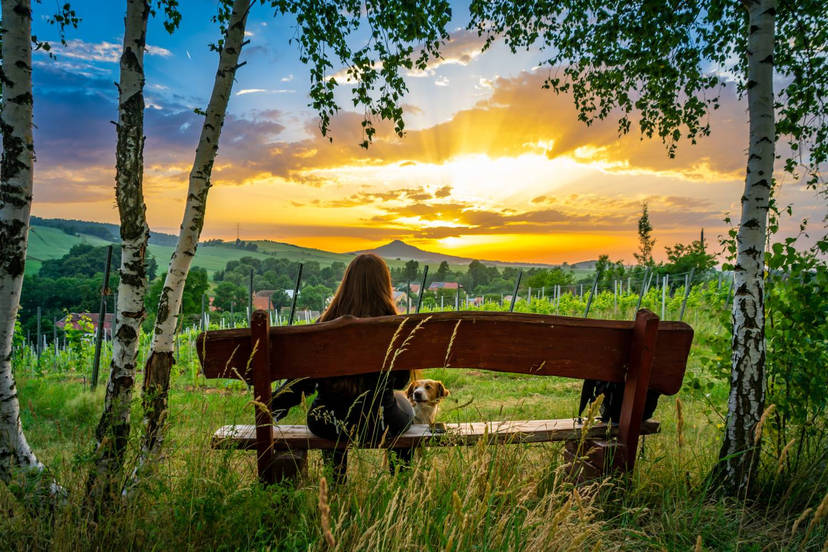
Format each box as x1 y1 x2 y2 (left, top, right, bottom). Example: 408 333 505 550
438 237 464 248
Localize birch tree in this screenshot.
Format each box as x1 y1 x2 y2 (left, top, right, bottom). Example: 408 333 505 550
88 0 181 499
0 0 41 490
468 0 827 495
0 0 76 496
135 0 452 474
135 0 252 477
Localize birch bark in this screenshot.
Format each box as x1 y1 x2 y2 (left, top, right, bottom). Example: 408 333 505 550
716 0 775 494
88 0 151 496
136 0 251 471
0 0 48 487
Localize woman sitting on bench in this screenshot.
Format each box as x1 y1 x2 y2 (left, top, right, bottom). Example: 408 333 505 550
270 253 415 482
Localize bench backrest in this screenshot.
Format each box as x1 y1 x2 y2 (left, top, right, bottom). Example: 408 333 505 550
197 310 693 395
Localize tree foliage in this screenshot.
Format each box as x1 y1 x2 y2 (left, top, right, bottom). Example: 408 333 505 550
468 0 826 191
633 202 655 266
663 240 716 276
145 268 208 318
267 0 452 147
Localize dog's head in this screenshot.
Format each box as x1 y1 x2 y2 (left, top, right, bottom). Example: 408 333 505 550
406 379 450 404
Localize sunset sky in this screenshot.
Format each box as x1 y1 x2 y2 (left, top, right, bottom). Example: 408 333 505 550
27 1 824 264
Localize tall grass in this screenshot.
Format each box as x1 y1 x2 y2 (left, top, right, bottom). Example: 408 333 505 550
3 287 826 550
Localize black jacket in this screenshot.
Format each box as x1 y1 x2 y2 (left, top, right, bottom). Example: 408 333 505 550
271 371 411 422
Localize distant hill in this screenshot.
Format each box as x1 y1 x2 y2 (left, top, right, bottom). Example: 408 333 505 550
31 216 179 246
352 239 558 269
27 218 571 278
570 260 599 269
25 218 352 277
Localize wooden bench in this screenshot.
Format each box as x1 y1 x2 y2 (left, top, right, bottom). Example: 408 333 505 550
197 309 693 484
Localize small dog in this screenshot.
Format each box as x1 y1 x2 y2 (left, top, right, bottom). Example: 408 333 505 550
406 379 450 425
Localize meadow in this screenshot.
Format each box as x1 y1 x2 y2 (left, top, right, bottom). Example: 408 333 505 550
2 284 826 551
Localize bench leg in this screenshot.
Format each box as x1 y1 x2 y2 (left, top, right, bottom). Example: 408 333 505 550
563 439 625 481
272 450 308 482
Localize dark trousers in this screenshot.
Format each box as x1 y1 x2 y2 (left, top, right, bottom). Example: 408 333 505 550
307 390 414 482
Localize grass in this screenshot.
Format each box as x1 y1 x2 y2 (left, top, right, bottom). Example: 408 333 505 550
2 297 827 551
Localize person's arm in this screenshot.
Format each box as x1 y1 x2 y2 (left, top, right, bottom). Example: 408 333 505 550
271 378 316 421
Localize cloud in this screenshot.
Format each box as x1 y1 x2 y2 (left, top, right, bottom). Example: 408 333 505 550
47 39 171 63
235 88 295 96
408 29 488 76
253 71 748 185
145 45 172 57
329 29 489 83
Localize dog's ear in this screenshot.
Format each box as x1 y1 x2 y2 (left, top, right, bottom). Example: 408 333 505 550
437 382 449 398
405 380 416 399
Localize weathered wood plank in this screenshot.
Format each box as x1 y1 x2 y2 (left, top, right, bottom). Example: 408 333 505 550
197 311 693 395
211 419 661 450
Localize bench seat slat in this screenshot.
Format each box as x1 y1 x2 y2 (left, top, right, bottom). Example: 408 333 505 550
211 419 661 450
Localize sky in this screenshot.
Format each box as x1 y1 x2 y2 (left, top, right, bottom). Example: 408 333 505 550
26 1 825 264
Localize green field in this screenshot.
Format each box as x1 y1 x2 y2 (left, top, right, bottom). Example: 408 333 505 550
25 226 113 275
2 289 825 551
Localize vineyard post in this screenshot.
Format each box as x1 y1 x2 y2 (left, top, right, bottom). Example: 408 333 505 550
455 285 460 311
248 268 254 324
644 270 654 295
614 280 617 311
583 273 599 317
679 268 695 321
288 263 303 326
661 276 667 319
406 280 411 314
200 293 206 332
416 266 429 313
36 306 41 358
635 268 649 313
52 318 58 370
91 245 113 390
509 271 522 312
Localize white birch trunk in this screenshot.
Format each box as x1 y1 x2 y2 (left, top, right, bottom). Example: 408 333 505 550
0 0 55 493
136 0 251 471
89 0 151 495
716 0 775 494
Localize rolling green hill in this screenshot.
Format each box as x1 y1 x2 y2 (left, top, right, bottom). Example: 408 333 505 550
146 243 275 276
25 226 113 275
25 218 565 280
25 223 354 278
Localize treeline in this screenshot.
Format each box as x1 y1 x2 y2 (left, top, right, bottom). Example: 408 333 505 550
212 257 347 312
19 244 157 337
